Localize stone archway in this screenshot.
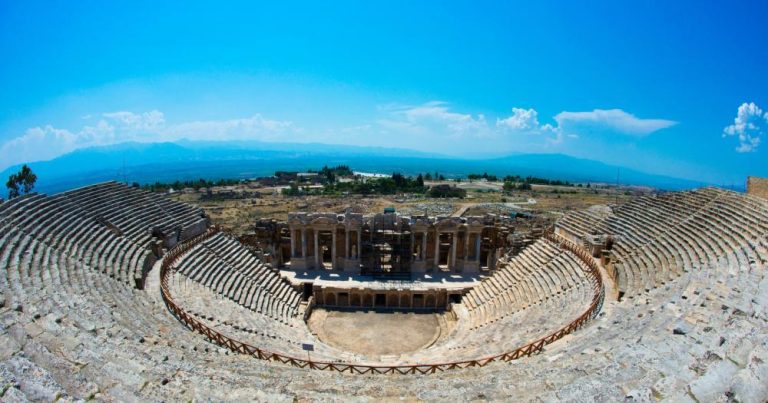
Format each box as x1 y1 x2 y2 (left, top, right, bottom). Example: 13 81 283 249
363 294 373 307
350 293 361 307
425 294 436 308
400 294 411 308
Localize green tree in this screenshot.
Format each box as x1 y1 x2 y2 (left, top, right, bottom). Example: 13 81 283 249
517 182 532 191
427 184 466 198
415 174 424 188
282 182 301 196
392 172 406 188
6 164 37 199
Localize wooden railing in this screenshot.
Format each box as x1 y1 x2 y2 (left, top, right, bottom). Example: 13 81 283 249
159 226 605 375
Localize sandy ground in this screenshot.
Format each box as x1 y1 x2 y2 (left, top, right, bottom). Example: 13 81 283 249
309 309 440 357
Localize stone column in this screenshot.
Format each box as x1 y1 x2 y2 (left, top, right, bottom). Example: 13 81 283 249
332 230 337 270
301 229 307 258
421 232 427 261
410 232 415 259
475 233 481 261
357 230 362 259
290 229 296 258
451 231 458 271
464 231 470 264
314 230 319 269
434 231 441 269
345 229 350 259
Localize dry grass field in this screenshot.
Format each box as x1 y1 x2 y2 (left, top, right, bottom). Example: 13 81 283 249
168 181 644 235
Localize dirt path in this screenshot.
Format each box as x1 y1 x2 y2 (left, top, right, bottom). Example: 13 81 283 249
451 203 474 217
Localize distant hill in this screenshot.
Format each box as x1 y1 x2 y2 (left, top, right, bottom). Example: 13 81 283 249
0 140 713 197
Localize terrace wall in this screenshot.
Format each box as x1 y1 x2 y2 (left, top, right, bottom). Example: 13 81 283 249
747 176 768 199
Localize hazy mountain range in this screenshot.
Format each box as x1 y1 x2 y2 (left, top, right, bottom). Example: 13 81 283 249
0 140 719 197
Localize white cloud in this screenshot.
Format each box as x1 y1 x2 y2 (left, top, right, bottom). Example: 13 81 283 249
0 103 679 168
723 102 767 153
166 114 298 142
555 109 677 136
379 101 491 139
372 103 566 155
496 108 560 143
0 110 298 170
496 108 540 130
0 126 80 165
372 103 675 155
102 110 165 131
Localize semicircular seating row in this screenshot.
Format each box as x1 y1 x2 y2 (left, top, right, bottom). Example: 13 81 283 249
170 231 303 325
0 183 251 400
1 184 767 400
3 208 765 400
463 238 593 327
0 181 602 368
411 237 598 362
163 235 600 365
0 182 208 293
556 187 768 298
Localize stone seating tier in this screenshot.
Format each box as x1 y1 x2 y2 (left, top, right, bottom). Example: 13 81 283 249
173 232 302 324
1 185 766 401
557 187 768 298
0 182 207 289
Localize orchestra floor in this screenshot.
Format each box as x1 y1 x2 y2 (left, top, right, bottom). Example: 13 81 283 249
308 308 445 358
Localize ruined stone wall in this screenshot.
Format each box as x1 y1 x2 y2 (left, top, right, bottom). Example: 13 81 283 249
180 217 211 241
747 176 768 200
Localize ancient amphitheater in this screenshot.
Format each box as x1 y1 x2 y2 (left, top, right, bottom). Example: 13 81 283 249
1 181 767 401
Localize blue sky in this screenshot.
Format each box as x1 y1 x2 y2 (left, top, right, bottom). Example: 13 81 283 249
0 1 766 185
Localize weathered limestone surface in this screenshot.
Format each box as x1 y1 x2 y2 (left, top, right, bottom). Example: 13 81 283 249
0 183 766 401
748 176 768 200
263 211 514 275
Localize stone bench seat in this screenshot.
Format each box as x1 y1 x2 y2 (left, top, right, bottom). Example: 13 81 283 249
1 184 767 401
174 233 302 324
464 238 591 328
